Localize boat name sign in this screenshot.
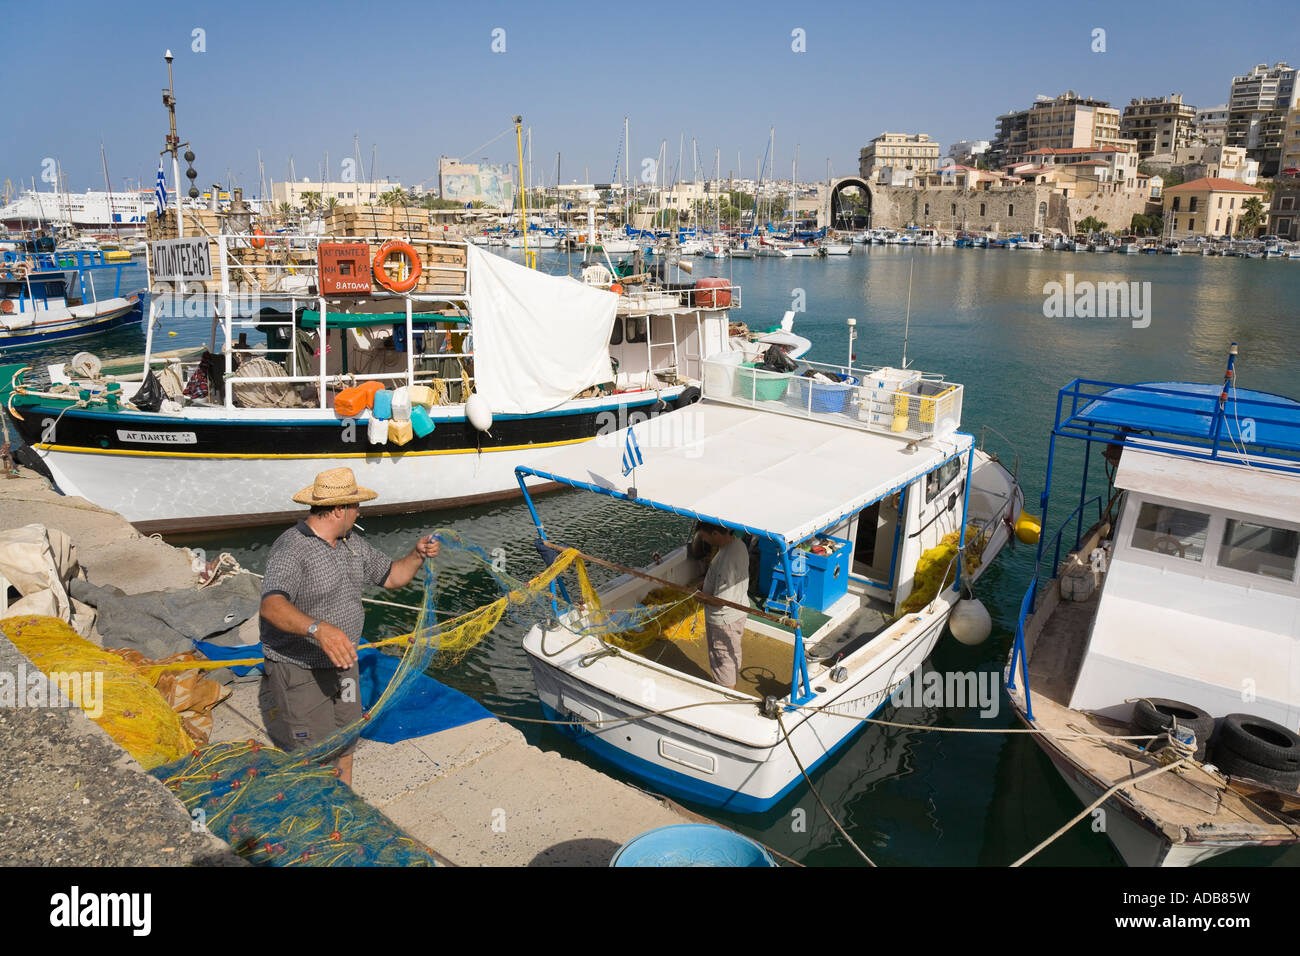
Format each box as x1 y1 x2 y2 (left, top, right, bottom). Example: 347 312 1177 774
116 430 199 445
150 238 213 282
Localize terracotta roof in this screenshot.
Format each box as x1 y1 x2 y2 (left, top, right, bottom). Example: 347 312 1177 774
1163 176 1264 193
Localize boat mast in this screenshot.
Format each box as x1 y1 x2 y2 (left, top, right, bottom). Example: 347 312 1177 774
514 115 532 268
100 143 119 235
162 50 185 237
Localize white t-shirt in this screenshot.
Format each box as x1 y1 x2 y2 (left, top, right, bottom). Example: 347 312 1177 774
702 537 750 626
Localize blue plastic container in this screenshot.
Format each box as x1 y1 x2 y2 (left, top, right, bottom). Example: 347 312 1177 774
787 374 857 413
410 404 436 438
757 535 851 613
610 824 777 867
372 389 392 420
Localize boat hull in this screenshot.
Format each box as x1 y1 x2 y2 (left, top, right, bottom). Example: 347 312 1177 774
13 391 683 532
0 297 141 351
525 610 949 812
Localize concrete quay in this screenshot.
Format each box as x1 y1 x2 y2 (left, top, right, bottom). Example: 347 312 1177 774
0 464 698 866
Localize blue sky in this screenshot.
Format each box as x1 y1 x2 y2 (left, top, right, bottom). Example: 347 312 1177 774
5 0 1298 197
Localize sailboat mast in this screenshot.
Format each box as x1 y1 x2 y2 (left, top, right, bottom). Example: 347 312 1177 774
100 142 118 235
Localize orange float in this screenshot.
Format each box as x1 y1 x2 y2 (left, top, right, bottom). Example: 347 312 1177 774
372 240 422 294
250 228 267 249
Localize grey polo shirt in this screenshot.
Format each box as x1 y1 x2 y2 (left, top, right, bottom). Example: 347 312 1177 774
259 520 393 668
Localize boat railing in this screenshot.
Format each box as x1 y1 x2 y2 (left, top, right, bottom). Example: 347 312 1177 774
701 355 962 440
615 284 741 315
1006 492 1106 719
1055 378 1300 475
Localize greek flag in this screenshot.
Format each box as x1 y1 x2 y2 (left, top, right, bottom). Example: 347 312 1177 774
621 428 643 476
154 158 167 216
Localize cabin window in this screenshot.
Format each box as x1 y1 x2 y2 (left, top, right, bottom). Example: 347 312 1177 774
925 457 962 504
625 316 647 344
609 318 624 345
1216 519 1299 580
1131 502 1210 562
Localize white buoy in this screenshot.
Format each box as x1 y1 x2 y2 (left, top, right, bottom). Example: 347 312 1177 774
466 393 493 432
949 597 992 645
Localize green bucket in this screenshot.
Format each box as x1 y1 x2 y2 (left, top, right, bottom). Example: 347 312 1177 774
735 363 791 401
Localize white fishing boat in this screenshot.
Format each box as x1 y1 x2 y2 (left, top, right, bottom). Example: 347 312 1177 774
2 229 749 533
1006 345 1300 866
517 351 1022 812
781 243 817 257
913 229 939 247
820 241 852 256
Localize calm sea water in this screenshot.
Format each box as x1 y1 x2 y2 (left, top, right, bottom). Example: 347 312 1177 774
11 248 1299 866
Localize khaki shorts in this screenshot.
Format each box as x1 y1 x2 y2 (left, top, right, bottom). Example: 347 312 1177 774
706 617 745 689
259 659 362 756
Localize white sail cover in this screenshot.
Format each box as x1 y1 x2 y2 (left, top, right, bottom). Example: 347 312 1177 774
466 244 616 414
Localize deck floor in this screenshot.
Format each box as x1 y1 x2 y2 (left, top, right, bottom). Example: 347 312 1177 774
1025 579 1300 848
633 628 794 699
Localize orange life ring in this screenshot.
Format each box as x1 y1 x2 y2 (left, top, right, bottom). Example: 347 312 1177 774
609 283 624 295
0 300 13 314
251 228 267 249
373 240 422 293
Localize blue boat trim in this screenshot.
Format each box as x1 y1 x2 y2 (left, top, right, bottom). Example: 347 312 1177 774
539 700 880 813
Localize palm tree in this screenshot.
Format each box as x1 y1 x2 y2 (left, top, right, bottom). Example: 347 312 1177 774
277 201 294 226
379 187 410 208
300 191 322 216
1237 197 1265 237
323 197 341 216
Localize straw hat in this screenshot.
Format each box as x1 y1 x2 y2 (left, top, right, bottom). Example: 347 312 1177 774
292 467 378 507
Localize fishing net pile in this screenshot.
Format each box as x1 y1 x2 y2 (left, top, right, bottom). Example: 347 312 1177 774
3 531 707 866
898 526 988 615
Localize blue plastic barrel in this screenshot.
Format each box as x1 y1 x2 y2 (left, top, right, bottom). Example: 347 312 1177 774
610 824 777 867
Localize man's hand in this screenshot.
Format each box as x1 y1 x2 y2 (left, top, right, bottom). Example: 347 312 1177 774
384 536 439 589
415 536 440 559
314 621 357 668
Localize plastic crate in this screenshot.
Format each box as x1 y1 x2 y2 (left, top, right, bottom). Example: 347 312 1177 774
787 374 858 414
757 536 851 613
735 363 792 401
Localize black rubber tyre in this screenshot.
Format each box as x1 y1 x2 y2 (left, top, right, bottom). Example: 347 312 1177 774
1215 713 1300 772
1212 749 1300 792
1131 698 1213 761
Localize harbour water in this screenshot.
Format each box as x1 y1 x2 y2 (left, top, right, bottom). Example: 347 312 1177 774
12 248 1299 866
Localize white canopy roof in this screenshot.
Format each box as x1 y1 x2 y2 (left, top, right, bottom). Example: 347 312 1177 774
522 401 970 543
1116 448 1300 527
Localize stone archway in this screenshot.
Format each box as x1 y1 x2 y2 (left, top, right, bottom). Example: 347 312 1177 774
822 177 874 230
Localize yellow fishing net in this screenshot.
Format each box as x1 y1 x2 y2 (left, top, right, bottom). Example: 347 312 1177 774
898 526 988 615
1 615 196 770
0 532 708 866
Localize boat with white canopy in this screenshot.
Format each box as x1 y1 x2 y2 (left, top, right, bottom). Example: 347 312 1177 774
515 350 1021 811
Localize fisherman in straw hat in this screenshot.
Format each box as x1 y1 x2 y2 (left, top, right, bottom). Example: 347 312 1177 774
258 467 439 785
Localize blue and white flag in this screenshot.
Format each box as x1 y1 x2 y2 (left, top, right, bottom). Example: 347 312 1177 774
154 158 167 216
621 428 643 476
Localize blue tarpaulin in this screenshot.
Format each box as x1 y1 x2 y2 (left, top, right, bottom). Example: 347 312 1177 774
191 643 491 742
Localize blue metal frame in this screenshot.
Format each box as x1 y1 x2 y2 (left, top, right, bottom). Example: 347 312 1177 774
1015 343 1297 710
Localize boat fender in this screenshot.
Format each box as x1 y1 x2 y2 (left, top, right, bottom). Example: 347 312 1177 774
949 597 992 645
389 386 412 423
373 240 422 294
466 393 493 432
1014 510 1041 545
366 416 388 445
0 300 12 315
251 228 267 250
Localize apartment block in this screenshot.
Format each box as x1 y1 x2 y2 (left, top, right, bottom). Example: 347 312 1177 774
1121 94 1197 159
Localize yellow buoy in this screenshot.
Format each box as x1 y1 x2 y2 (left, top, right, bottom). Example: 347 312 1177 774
1014 510 1042 545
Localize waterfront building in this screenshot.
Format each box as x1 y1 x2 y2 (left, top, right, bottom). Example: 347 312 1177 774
945 139 990 167
1194 105 1229 146
1162 177 1266 239
859 133 941 182
271 179 398 207
1266 180 1300 240
991 92 1133 169
1226 62 1299 177
1120 94 1198 159
1282 105 1300 172
1023 145 1141 191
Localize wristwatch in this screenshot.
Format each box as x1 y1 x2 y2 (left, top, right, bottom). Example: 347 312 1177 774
307 620 320 638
